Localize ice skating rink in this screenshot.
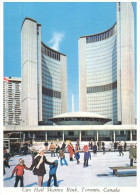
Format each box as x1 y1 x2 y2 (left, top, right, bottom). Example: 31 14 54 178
3 151 137 187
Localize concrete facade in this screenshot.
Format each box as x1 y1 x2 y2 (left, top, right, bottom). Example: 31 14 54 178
79 2 135 125
117 3 135 124
21 18 67 126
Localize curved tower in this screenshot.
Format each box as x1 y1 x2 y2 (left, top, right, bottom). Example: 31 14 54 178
21 18 67 126
79 2 135 125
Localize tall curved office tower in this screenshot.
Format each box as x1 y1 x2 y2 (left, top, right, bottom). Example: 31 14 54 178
21 18 67 126
79 2 135 125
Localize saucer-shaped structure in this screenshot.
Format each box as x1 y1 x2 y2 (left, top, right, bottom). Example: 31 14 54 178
49 112 111 125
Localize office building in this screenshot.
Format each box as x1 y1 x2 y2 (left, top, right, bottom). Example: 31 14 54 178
21 18 67 126
3 77 22 125
79 2 135 125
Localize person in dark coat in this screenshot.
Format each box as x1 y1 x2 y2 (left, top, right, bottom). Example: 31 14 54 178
124 141 127 152
114 142 118 151
129 144 136 166
30 149 54 187
4 150 10 168
61 142 66 151
55 144 60 157
44 141 49 152
84 149 91 167
93 144 97 156
47 160 58 187
118 143 124 156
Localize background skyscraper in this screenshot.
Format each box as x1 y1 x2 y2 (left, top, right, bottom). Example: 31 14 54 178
3 77 21 126
79 2 135 125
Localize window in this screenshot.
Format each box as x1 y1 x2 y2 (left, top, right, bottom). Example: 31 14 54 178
69 131 74 136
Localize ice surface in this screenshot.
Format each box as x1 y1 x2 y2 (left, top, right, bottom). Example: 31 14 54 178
3 150 137 187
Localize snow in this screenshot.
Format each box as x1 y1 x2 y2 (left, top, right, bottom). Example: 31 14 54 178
3 149 137 188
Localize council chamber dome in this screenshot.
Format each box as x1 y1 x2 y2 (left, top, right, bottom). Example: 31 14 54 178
49 112 111 125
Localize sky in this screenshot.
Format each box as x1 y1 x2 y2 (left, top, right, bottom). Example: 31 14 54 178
3 1 137 114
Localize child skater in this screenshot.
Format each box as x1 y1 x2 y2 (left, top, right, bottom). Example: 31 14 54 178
75 149 80 164
11 158 29 187
47 160 58 187
83 149 91 167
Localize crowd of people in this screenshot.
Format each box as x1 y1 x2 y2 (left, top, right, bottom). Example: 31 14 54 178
3 139 137 187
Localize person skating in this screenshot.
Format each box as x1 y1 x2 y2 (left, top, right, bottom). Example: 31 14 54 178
75 149 80 164
59 150 68 166
47 160 58 187
44 141 49 152
118 143 124 156
82 145 88 152
49 142 56 157
61 141 66 152
55 144 60 157
30 149 54 187
84 149 91 167
93 144 97 156
67 142 74 161
11 158 29 187
124 141 127 152
129 144 136 166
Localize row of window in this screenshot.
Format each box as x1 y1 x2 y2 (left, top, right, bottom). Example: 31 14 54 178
42 59 61 74
87 81 117 94
42 87 61 99
86 24 116 44
41 43 60 61
86 35 117 51
86 45 117 57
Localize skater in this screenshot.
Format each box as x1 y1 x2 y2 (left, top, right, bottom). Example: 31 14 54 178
11 158 29 187
61 141 66 152
3 150 10 168
44 141 49 152
118 143 124 156
93 143 97 156
67 142 74 161
23 142 28 155
30 149 54 187
124 141 127 152
97 141 101 150
129 144 136 166
83 145 88 152
114 142 118 151
47 160 58 187
55 144 60 157
59 149 68 166
49 142 56 157
3 157 10 175
75 149 80 164
134 144 137 163
76 139 80 150
102 145 106 154
84 149 91 167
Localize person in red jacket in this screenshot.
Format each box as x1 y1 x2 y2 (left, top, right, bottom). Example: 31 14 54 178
83 145 88 152
67 142 74 161
11 158 29 187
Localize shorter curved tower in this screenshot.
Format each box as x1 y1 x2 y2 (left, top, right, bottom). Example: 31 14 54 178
21 18 67 126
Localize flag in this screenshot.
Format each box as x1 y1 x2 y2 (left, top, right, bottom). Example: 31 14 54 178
3 77 10 83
